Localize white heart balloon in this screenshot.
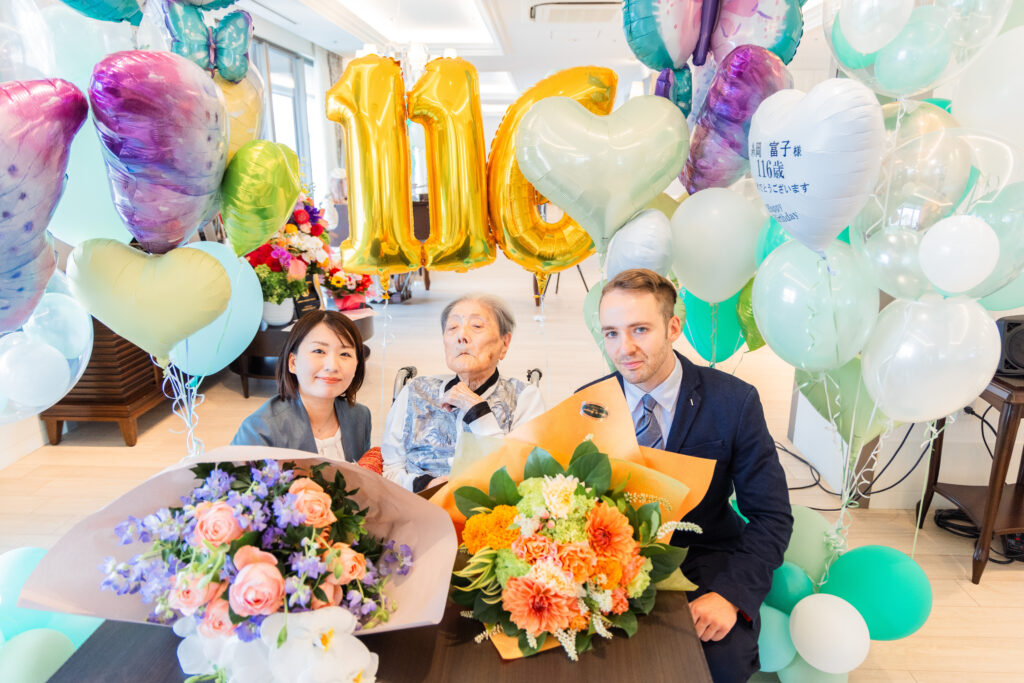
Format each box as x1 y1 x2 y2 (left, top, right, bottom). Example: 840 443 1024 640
604 209 673 280
861 296 1000 423
516 95 689 254
670 187 762 303
749 78 884 254
918 215 1000 294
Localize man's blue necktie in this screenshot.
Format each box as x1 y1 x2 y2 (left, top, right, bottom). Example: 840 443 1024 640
635 393 664 450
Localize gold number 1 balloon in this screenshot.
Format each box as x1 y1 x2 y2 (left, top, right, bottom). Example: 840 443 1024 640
408 57 494 272
326 55 421 278
487 66 617 291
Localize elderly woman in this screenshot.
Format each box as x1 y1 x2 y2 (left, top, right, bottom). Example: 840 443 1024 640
381 294 545 491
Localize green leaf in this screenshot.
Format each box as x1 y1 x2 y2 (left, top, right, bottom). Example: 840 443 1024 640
637 502 661 544
628 584 657 615
642 543 689 583
610 472 631 497
498 611 521 638
473 590 503 625
227 604 246 625
454 486 495 518
517 630 546 657
227 530 260 556
488 468 521 506
570 439 599 461
566 451 612 494
450 586 477 608
608 610 638 638
523 447 564 480
575 630 594 654
276 623 288 649
312 585 328 604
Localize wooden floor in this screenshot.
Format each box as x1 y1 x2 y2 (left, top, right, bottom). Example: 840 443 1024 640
1 254 1021 681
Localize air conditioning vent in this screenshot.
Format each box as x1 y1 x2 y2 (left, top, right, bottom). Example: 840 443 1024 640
530 2 622 23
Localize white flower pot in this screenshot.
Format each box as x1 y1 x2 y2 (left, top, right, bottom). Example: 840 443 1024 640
262 298 295 326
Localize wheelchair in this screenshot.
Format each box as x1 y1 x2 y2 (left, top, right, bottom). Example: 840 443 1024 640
392 366 542 403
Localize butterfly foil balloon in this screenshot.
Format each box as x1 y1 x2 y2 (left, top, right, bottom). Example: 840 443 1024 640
160 0 253 83
0 79 88 333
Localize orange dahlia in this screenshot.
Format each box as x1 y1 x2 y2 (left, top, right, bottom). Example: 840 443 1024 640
586 502 636 561
620 548 646 586
610 588 629 615
592 556 623 590
557 542 597 584
502 576 577 637
568 610 591 631
512 534 557 564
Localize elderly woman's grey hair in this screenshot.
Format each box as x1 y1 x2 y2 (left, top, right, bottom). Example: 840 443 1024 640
440 294 516 337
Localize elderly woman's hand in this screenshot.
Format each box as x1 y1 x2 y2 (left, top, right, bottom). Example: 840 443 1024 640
441 382 486 413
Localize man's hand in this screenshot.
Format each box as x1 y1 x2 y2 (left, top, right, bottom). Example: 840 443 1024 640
441 382 485 413
690 592 738 642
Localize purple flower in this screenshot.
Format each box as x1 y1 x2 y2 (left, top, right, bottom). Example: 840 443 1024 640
254 460 282 488
289 552 325 579
359 599 377 616
235 615 265 643
344 590 361 610
271 246 292 268
397 544 414 576
114 516 150 545
219 555 237 582
285 577 311 608
273 494 305 528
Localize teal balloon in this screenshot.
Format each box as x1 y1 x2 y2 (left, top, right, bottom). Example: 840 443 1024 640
729 497 749 523
0 548 53 638
837 226 850 245
874 7 952 95
923 97 952 113
831 19 876 70
778 654 848 682
758 604 797 673
670 67 692 119
766 561 814 615
755 217 791 267
682 288 744 363
981 269 1024 310
784 506 833 584
820 545 932 641
965 182 1024 299
622 0 674 70
40 5 134 247
0 627 76 683
168 242 263 377
44 612 101 648
57 0 143 25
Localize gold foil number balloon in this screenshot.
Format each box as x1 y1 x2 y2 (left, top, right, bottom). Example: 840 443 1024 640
326 55 421 278
487 66 618 291
408 57 494 272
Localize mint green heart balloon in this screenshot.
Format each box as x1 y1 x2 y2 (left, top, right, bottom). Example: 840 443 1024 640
222 140 301 256
516 95 689 253
784 506 834 584
583 280 615 372
682 288 743 363
795 356 894 463
759 604 797 673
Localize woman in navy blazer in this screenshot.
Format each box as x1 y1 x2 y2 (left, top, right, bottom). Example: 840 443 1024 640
232 310 371 462
584 269 793 682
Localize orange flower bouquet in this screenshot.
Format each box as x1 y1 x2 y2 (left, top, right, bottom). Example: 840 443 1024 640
434 379 717 661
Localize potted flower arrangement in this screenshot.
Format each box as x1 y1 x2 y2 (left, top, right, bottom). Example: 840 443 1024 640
246 194 334 325
322 267 373 311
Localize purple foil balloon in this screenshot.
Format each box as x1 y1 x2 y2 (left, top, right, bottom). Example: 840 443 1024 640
682 45 791 194
693 0 721 66
655 68 674 98
0 79 88 333
89 50 228 253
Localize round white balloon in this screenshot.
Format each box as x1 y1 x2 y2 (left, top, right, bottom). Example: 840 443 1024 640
749 79 884 254
670 187 762 303
861 296 1001 422
918 215 1000 294
604 209 673 280
838 0 914 54
0 333 70 408
789 593 870 675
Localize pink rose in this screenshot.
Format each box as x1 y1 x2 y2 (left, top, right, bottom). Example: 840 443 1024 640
168 574 223 616
289 478 337 528
193 501 243 547
233 545 279 570
323 542 366 585
310 581 338 610
199 598 235 637
287 258 307 281
229 563 285 617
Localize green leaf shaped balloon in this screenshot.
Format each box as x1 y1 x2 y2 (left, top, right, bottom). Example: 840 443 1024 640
222 140 301 257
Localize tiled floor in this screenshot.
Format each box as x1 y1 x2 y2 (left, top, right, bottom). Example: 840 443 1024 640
2 254 1021 681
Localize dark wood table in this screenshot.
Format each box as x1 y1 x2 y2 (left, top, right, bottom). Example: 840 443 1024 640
231 310 374 398
917 374 1024 583
51 593 710 682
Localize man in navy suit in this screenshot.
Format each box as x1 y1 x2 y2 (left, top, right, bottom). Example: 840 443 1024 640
582 269 793 682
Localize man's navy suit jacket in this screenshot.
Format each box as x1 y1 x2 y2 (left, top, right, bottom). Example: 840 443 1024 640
580 351 793 619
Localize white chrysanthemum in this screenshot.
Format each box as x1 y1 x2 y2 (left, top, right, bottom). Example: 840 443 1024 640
542 474 580 519
514 514 540 537
587 586 613 613
526 559 576 595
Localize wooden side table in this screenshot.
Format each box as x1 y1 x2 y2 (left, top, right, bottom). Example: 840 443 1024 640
917 375 1024 583
40 319 167 446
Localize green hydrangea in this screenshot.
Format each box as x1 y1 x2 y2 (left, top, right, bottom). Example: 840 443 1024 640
516 479 546 518
494 548 529 588
546 515 587 544
626 557 653 598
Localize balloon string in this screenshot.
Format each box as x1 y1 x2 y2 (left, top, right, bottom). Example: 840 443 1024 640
709 303 718 369
159 362 206 459
818 371 850 585
378 295 392 421
912 416 954 557
537 292 551 407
